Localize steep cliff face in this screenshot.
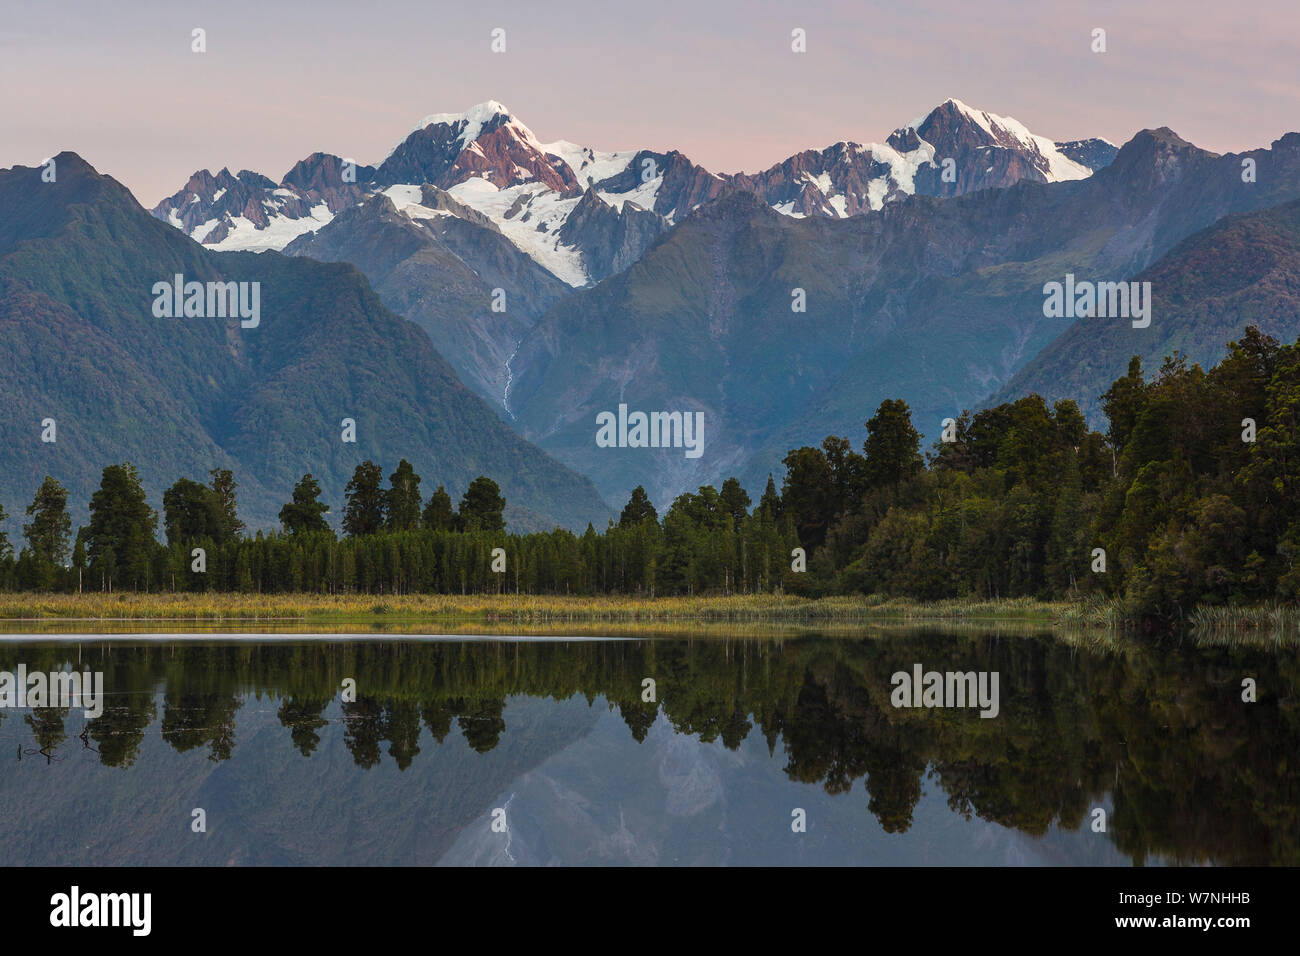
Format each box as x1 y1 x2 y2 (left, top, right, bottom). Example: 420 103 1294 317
557 188 670 280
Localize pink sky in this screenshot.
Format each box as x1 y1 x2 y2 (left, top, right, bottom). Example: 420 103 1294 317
3 0 1298 206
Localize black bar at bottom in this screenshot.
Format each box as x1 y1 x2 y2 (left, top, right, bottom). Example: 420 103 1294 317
4 865 1287 942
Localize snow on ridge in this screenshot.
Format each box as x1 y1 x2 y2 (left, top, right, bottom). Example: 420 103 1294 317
904 97 996 133
383 100 516 162
157 98 1105 273
907 98 1090 182
417 99 511 139
207 202 334 252
382 184 444 218
194 218 221 243
597 172 662 215
804 170 834 195
960 104 1090 181
1058 136 1118 149
382 184 453 223
446 178 589 287
865 177 890 211
943 98 996 137
383 184 423 206
862 137 937 196
543 139 638 188
543 138 663 214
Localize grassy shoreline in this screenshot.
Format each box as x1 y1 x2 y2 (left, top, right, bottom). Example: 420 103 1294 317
0 592 1294 634
0 592 1074 624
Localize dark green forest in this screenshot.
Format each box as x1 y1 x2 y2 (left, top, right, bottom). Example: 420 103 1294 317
795 325 1300 623
1 327 1297 624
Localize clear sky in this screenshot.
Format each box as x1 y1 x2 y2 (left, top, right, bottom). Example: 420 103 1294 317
3 0 1298 206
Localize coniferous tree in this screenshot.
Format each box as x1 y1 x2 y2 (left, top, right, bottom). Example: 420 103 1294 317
1101 355 1148 454
343 461 386 537
619 486 658 527
24 476 72 567
85 463 157 589
758 475 782 520
422 485 456 531
862 399 922 490
280 474 331 535
72 529 87 591
821 436 866 517
458 477 506 532
0 502 13 590
162 477 221 546
719 477 752 530
385 459 423 531
781 446 835 549
208 468 246 543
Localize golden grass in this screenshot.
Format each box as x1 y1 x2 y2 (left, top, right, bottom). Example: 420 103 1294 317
0 591 1071 625
0 592 1291 638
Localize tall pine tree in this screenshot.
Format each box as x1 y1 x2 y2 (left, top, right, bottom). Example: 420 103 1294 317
85 463 157 590
385 459 423 531
24 476 72 567
343 461 386 537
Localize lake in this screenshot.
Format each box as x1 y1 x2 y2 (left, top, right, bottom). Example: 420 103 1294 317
0 626 1294 866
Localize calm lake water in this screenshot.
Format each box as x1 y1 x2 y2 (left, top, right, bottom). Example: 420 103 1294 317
0 627 1295 866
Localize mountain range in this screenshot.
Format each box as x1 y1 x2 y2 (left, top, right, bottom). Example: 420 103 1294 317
151 99 1118 424
507 127 1300 505
154 98 1115 282
5 99 1298 529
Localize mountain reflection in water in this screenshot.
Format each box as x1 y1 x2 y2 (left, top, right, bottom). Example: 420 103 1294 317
0 630 1295 866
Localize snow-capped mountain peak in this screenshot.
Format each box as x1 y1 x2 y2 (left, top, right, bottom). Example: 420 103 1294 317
899 98 1100 186
152 99 1116 284
397 100 529 155
375 101 579 197
417 98 511 132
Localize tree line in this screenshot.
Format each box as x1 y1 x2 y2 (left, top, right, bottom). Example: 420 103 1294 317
1 326 1295 619
0 460 798 597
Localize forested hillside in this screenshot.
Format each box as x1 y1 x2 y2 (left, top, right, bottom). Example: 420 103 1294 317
0 153 612 533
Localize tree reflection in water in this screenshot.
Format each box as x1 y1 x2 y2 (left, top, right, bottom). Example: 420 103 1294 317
0 630 1295 864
